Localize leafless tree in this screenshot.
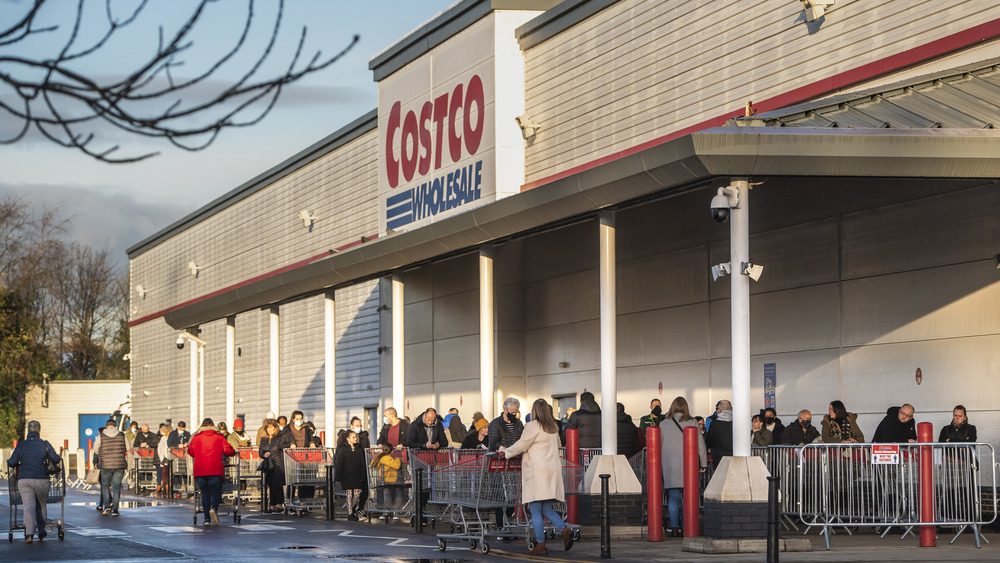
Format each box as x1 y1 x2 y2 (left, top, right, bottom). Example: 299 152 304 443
0 0 358 162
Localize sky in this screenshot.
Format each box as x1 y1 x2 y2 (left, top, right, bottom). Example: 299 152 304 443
0 0 458 269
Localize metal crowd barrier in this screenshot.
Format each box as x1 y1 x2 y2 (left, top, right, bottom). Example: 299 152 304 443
787 442 997 549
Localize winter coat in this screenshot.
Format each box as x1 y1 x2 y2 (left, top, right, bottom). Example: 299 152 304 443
639 411 666 433
133 430 157 449
939 422 977 443
764 417 786 444
705 415 733 460
822 413 865 443
228 431 252 449
487 413 525 451
783 420 820 445
405 418 449 450
351 430 371 450
377 420 410 448
279 423 315 449
659 414 706 489
751 428 773 447
565 399 602 448
504 420 565 504
187 427 236 477
461 431 487 449
6 431 60 480
374 454 402 484
873 406 916 443
95 427 128 470
334 443 367 489
616 411 641 458
258 432 291 477
167 429 191 447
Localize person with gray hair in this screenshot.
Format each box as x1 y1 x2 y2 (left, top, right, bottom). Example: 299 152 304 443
488 397 524 452
6 420 61 543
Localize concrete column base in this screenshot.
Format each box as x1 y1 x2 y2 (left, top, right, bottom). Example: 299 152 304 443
582 454 642 494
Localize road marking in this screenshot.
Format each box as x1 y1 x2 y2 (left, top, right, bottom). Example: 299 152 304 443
236 524 294 531
149 526 206 534
67 528 128 537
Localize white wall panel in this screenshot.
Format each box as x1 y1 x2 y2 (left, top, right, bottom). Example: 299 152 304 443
279 296 325 423
433 335 480 382
618 303 710 366
525 269 598 329
524 319 600 377
334 280 381 432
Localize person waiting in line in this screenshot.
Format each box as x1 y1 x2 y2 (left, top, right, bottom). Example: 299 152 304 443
821 400 864 443
187 417 236 525
616 403 641 458
6 420 61 543
124 421 139 449
154 423 172 498
406 408 449 450
445 414 467 448
133 423 156 449
760 408 785 444
462 418 490 449
500 398 575 555
564 392 601 448
334 428 367 521
167 421 191 448
940 405 977 442
751 414 773 447
377 407 410 450
276 415 288 431
256 411 276 446
370 443 404 520
228 419 251 449
705 400 733 470
280 410 314 448
873 404 916 443
349 416 371 449
659 397 706 538
639 398 665 435
258 421 289 512
782 410 820 445
703 401 723 432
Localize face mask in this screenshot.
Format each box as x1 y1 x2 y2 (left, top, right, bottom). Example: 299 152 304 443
651 405 662 416
764 417 775 425
800 419 812 428
294 420 303 428
352 427 361 434
383 417 388 425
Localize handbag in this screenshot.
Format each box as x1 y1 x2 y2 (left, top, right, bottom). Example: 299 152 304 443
44 455 61 476
256 457 271 472
84 467 101 485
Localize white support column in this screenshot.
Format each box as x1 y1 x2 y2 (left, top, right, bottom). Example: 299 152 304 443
479 246 495 421
392 272 405 418
189 335 198 427
225 317 235 425
729 178 751 457
198 343 205 424
599 211 617 455
324 290 336 443
270 306 280 416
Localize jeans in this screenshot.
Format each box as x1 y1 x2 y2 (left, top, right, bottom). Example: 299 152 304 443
17 478 49 537
666 487 683 528
528 500 565 544
195 475 223 518
100 468 125 511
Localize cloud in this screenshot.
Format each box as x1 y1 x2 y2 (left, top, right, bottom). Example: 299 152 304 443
0 182 192 272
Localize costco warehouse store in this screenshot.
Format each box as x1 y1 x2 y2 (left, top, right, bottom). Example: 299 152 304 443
127 0 1000 449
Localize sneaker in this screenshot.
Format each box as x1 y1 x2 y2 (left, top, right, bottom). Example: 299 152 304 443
209 508 218 525
356 509 367 519
112 510 120 517
103 508 111 516
96 505 104 512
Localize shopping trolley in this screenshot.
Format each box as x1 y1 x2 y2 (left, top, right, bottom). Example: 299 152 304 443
283 447 333 516
192 460 241 524
364 447 410 522
7 466 65 542
408 448 453 528
169 447 193 497
236 447 263 505
132 448 157 494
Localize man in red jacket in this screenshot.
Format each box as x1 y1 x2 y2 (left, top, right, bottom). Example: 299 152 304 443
187 418 236 525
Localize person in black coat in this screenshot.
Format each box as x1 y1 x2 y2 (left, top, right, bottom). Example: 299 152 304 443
873 404 916 443
258 421 290 512
488 397 525 451
782 410 820 445
705 400 733 469
939 405 977 442
761 408 786 445
565 392 602 448
616 403 641 458
462 418 490 449
405 408 449 450
334 430 368 520
377 407 410 449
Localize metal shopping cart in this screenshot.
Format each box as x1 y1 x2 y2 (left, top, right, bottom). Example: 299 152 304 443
192 460 241 524
283 447 333 516
236 447 262 505
408 448 453 528
364 447 411 522
132 448 157 494
169 447 193 497
7 466 65 542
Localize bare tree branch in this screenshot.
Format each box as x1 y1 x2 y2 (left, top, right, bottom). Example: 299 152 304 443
0 0 358 162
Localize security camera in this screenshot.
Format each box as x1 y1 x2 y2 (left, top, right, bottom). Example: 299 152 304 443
710 187 739 223
176 335 185 350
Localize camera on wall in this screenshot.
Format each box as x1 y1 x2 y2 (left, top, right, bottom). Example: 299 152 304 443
176 335 185 350
710 186 740 223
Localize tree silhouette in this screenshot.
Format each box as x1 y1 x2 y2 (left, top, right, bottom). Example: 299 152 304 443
0 0 358 162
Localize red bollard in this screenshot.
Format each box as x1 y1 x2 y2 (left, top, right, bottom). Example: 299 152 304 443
319 431 326 445
64 439 69 451
87 438 93 471
566 428 580 525
683 426 700 537
918 422 936 547
12 439 17 449
646 426 663 541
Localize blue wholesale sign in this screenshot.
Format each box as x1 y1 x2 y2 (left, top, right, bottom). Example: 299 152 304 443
764 363 776 409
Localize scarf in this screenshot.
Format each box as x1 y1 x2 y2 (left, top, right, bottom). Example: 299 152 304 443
717 409 733 422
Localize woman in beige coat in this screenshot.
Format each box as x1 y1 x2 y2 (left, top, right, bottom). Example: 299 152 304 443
501 398 574 555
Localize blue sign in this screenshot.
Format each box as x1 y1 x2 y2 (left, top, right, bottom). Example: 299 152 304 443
763 363 776 410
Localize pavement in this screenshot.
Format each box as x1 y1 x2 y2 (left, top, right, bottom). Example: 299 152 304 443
1 480 997 562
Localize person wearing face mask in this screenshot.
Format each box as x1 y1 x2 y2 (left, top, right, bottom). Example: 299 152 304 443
751 414 773 446
377 407 409 450
760 408 785 445
782 410 820 445
349 416 372 448
279 410 314 448
639 399 665 434
822 400 865 444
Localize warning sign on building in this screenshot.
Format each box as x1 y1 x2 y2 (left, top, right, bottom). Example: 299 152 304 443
871 444 900 465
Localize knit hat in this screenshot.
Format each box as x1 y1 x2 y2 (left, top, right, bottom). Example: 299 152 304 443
233 419 244 429
474 418 489 432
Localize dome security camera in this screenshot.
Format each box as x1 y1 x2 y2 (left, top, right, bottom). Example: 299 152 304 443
710 186 739 223
176 335 185 350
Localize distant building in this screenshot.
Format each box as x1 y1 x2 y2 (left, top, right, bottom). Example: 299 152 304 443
24 379 131 450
